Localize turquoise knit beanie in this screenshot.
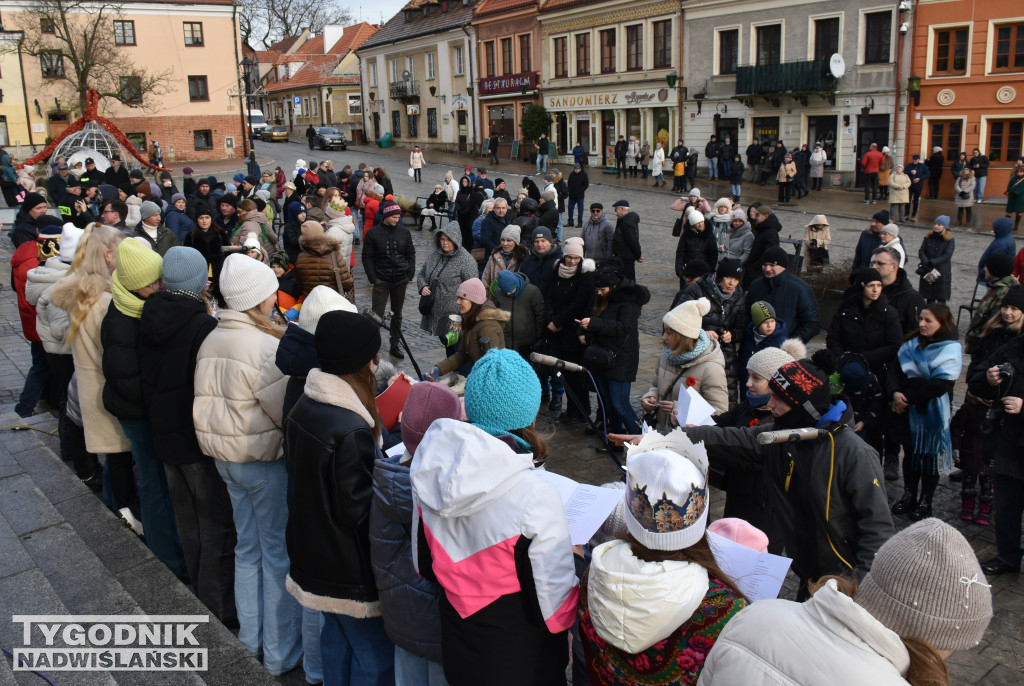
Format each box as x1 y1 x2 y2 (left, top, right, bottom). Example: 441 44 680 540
465 349 541 439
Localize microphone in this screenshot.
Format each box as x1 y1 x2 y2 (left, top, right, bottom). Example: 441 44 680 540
479 336 491 354
529 353 585 373
361 307 390 330
756 428 827 445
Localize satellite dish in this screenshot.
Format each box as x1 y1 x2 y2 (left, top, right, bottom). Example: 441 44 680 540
402 70 412 82
829 53 846 79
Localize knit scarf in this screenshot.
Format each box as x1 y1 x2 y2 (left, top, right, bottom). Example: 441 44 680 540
111 272 145 319
747 390 770 408
897 338 961 471
499 250 514 267
663 330 710 366
558 261 579 279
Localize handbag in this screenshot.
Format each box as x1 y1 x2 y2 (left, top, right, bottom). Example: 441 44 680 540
471 247 487 264
419 258 450 316
582 344 617 370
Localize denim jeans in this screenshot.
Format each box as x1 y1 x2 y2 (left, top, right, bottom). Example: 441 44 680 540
556 213 563 242
595 375 639 434
722 159 732 178
538 368 564 399
120 417 187 578
993 473 1024 568
16 341 50 417
303 608 324 684
568 197 584 226
731 183 742 198
707 157 718 179
394 645 449 686
975 175 987 202
863 173 879 201
536 154 547 174
320 613 395 686
215 459 303 676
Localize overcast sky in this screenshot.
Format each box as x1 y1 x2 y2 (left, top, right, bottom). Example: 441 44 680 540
351 1 408 26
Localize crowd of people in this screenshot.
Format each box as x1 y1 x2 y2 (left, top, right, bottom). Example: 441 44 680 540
7 141 1024 686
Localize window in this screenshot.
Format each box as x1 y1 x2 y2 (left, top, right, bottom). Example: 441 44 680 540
187 75 209 101
719 29 738 74
653 20 671 69
426 52 435 80
40 52 63 78
993 22 1024 73
576 33 590 76
484 41 495 77
453 46 465 75
119 75 142 103
988 119 1023 163
519 34 532 72
183 22 204 46
114 20 136 46
368 61 377 87
864 11 891 64
756 24 782 66
814 17 839 61
193 129 213 150
626 25 643 70
933 27 968 75
405 56 414 80
427 107 438 138
311 96 318 119
501 37 513 75
553 36 567 78
929 120 962 162
600 29 616 73
408 114 418 137
389 59 398 83
348 94 361 115
391 110 401 138
40 18 55 34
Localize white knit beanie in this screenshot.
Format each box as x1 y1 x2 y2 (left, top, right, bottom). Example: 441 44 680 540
60 223 84 263
219 253 278 311
746 338 806 380
687 209 705 226
663 297 710 339
298 285 357 334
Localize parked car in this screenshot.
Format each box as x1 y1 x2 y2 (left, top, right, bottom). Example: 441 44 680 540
265 126 289 142
316 127 347 151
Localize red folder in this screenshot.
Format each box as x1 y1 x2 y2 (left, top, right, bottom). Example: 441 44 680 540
376 374 413 431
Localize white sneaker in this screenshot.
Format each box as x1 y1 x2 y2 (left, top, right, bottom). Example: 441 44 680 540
119 507 145 537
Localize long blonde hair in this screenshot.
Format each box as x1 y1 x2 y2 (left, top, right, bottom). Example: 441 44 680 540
50 224 124 344
240 306 285 339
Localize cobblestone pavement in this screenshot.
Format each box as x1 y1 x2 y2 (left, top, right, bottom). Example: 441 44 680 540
0 140 1019 683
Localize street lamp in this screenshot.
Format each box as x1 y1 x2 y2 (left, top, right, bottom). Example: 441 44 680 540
240 57 255 152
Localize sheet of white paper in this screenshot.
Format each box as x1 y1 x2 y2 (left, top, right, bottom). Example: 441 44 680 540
534 471 623 545
675 385 717 426
384 442 406 459
706 530 793 602
641 420 652 435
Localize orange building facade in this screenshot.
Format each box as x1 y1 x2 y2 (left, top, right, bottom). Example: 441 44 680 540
906 1 1024 200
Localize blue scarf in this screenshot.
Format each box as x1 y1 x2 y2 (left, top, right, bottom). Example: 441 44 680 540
816 400 847 427
897 338 962 471
664 330 711 366
747 390 770 408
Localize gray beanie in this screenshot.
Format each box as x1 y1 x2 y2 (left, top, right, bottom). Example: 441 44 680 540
746 338 806 381
854 518 992 651
139 201 162 220
161 246 209 295
500 225 521 243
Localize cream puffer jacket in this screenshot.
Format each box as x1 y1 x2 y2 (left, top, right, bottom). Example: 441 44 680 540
643 337 729 426
697 579 911 685
193 310 288 463
28 258 71 354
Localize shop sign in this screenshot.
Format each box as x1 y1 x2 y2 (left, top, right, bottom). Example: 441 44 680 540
479 72 537 95
407 104 420 115
452 95 470 111
547 87 673 110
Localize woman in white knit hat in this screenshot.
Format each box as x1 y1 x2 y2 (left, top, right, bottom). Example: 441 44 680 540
578 433 748 685
193 253 302 676
699 518 993 685
641 297 728 427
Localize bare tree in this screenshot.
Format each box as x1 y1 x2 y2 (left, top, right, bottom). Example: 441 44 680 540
8 0 173 114
242 0 353 49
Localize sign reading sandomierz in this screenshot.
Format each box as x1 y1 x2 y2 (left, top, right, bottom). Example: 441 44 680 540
12 615 209 671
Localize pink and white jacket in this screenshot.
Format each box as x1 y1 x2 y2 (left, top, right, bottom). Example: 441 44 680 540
411 419 579 685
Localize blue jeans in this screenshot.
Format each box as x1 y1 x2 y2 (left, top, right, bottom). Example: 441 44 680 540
320 614 395 686
303 608 324 684
119 417 186 579
539 369 564 399
536 154 547 173
707 157 718 178
394 645 448 686
556 213 563 242
216 459 303 676
568 197 584 226
595 376 640 434
731 183 742 198
722 159 732 177
975 175 987 202
15 341 50 417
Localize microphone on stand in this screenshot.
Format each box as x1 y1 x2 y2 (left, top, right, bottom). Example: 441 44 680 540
479 336 492 354
529 353 585 373
756 427 827 445
361 307 390 330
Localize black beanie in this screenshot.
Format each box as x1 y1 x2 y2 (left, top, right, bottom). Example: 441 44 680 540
22 192 47 212
761 246 790 267
316 311 381 376
594 263 623 288
1002 285 1024 312
856 268 884 287
986 253 1014 279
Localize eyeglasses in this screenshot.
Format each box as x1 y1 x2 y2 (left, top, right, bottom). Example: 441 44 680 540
869 260 895 267
591 209 602 213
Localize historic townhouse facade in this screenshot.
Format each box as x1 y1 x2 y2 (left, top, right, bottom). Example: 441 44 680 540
539 0 682 167
906 1 1024 199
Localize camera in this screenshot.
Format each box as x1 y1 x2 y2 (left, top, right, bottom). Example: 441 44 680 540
997 363 1014 378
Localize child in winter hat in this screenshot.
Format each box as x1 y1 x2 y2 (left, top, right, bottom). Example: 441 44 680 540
400 382 462 458
750 301 777 336
624 447 709 551
464 348 541 452
663 297 711 340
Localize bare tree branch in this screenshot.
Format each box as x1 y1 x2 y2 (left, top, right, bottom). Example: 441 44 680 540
245 0 353 48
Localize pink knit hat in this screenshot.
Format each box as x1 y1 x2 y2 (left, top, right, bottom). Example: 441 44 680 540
457 278 488 305
708 517 769 553
401 383 462 456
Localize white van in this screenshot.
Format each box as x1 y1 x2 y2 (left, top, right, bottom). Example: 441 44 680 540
247 110 267 139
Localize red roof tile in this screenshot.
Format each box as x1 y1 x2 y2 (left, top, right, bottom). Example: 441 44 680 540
475 0 536 17
296 36 324 54
268 34 303 53
264 55 361 93
254 50 280 64
327 22 379 55
538 0 592 12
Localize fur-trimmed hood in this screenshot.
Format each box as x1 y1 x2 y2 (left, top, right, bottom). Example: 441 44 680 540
298 232 341 256
476 303 512 324
302 368 377 439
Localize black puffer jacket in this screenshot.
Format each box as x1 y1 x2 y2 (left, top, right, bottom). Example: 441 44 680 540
284 370 382 609
186 191 218 221
826 289 903 375
584 279 651 382
547 259 595 357
100 301 146 420
612 211 642 265
536 201 559 230
743 215 781 287
676 276 748 370
675 225 718 277
362 222 416 284
968 336 1024 479
882 269 926 335
521 246 563 300
138 291 217 465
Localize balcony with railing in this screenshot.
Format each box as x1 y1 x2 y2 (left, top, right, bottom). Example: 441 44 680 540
735 57 837 98
389 80 420 102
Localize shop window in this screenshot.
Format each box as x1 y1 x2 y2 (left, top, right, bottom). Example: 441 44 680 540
933 27 968 75
576 33 590 76
194 129 213 150
864 11 891 64
626 25 642 71
600 29 616 73
653 20 671 69
987 119 1022 163
488 104 515 145
814 18 839 61
553 37 567 78
756 24 781 66
993 22 1024 73
718 29 738 75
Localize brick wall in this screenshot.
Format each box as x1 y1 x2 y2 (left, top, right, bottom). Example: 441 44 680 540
110 114 247 163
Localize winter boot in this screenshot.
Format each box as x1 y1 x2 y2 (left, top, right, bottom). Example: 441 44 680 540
910 494 933 521
960 494 976 522
548 396 563 412
891 491 918 516
975 500 992 526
